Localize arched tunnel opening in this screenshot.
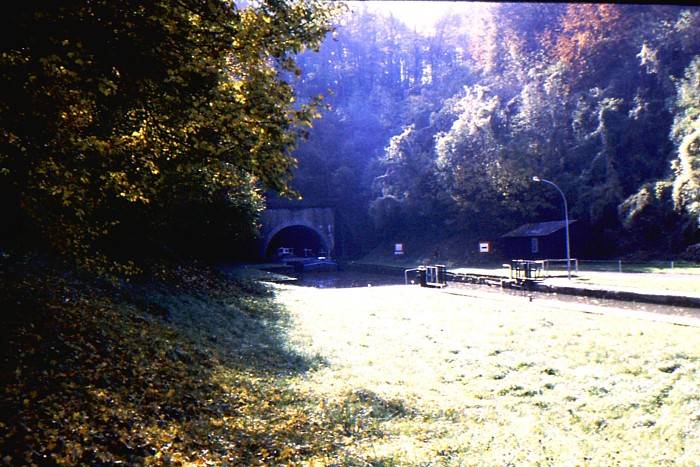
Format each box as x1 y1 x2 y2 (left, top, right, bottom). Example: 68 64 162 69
265 225 328 260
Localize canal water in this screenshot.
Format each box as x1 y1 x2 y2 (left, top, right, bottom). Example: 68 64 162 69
287 270 700 321
290 270 404 288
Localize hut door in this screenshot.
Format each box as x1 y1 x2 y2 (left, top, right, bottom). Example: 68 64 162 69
530 237 539 254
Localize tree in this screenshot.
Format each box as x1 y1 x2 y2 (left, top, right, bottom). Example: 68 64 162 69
291 8 424 256
671 57 700 222
271 3 699 259
550 4 635 88
0 0 338 272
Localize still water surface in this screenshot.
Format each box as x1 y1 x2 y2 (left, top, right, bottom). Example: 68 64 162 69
289 270 700 321
291 270 404 288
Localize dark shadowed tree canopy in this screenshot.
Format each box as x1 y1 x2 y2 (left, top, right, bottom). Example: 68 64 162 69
0 0 338 272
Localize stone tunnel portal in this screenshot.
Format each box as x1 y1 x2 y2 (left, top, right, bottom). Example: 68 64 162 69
264 225 328 260
259 207 334 261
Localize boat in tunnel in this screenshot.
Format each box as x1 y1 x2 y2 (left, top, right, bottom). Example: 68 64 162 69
265 225 337 272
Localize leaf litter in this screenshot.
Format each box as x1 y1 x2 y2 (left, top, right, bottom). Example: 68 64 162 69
0 257 387 465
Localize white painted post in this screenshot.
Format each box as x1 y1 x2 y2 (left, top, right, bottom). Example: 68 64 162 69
618 260 622 273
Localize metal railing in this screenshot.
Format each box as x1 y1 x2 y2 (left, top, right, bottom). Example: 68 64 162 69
541 258 579 275
542 259 698 274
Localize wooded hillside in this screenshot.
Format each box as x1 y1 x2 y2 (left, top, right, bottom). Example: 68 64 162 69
292 4 700 259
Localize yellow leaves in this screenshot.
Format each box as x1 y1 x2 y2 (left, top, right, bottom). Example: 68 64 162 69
76 135 111 154
219 79 246 104
120 120 150 150
97 78 118 96
187 12 202 26
209 417 224 428
103 170 152 204
2 0 338 276
56 97 96 131
92 388 109 399
1 262 345 465
279 445 295 461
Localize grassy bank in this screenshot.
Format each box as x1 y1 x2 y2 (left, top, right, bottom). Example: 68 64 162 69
280 283 700 464
4 256 699 465
553 271 700 295
0 257 382 465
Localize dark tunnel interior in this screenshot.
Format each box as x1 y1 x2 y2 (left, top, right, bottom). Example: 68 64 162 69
265 225 327 260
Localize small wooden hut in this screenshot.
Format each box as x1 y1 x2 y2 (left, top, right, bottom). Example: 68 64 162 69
500 220 580 260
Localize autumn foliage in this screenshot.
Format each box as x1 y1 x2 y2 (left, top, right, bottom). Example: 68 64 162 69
0 257 381 464
0 1 337 273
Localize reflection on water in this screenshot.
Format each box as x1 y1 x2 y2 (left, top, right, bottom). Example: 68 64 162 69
291 271 404 288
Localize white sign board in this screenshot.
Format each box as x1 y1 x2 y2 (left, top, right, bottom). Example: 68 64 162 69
394 243 404 255
479 242 491 253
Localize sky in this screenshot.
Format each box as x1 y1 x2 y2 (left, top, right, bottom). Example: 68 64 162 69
343 1 493 35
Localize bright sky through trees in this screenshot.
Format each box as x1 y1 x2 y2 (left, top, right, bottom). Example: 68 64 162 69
344 1 492 35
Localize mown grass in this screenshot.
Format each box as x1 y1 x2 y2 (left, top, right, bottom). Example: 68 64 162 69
4 256 699 465
560 271 700 295
572 260 700 275
280 283 700 464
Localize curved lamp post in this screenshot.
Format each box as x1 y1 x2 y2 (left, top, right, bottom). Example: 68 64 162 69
532 176 571 279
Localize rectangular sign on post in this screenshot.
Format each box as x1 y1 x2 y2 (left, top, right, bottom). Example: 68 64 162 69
394 243 404 255
479 241 491 253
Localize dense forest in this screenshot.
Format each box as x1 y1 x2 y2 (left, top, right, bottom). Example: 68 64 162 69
290 3 700 260
2 2 699 268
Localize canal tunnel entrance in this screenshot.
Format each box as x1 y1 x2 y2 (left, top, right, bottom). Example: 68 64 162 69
265 225 328 260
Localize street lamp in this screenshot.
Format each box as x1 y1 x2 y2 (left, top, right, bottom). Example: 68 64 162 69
532 176 571 279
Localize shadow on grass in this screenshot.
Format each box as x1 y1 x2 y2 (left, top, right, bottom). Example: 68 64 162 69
128 273 330 375
0 257 380 465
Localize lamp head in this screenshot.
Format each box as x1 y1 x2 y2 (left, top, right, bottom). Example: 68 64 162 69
532 176 541 182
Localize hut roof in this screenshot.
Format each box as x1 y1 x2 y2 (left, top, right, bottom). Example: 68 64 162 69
501 220 575 238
